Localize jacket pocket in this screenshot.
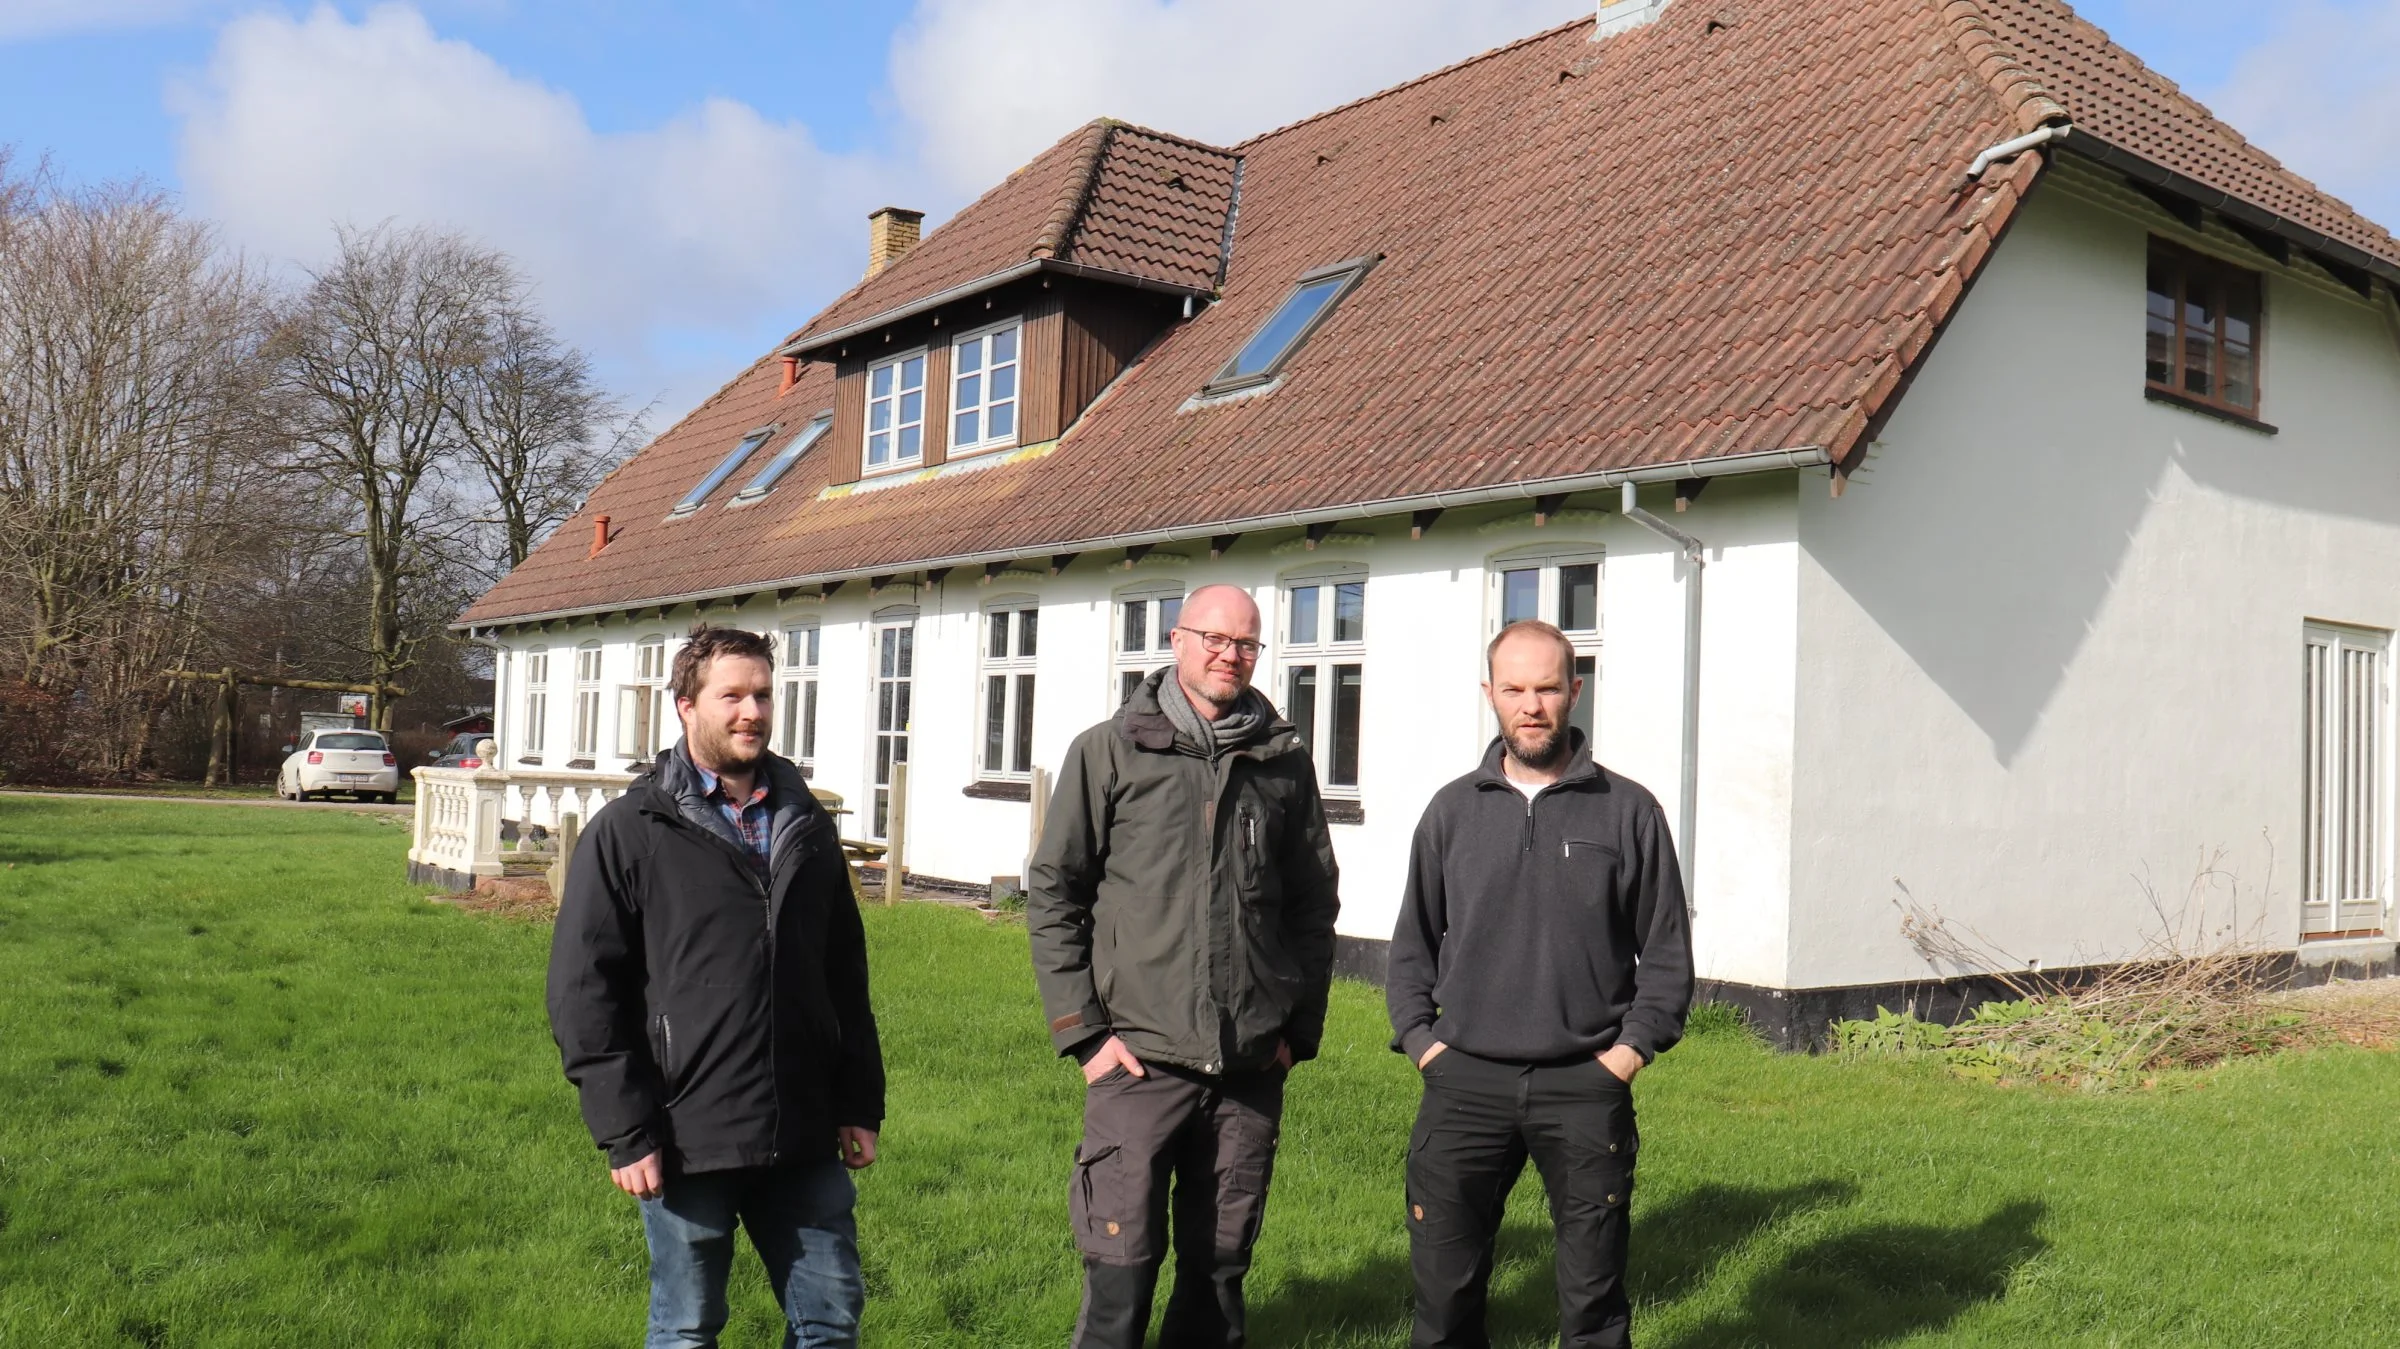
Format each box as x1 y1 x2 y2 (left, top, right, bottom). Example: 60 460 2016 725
1561 838 1623 907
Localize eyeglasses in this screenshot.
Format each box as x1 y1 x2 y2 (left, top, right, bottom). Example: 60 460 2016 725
1174 626 1264 660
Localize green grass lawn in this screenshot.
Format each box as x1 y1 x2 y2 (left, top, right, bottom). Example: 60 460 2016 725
3 796 2397 1347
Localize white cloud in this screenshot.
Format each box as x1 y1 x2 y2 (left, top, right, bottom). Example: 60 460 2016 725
171 3 908 411
165 0 1609 415
889 0 1592 194
2207 0 2400 232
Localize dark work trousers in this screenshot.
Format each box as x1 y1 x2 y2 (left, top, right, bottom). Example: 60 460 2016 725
1068 1061 1286 1349
1405 1048 1638 1349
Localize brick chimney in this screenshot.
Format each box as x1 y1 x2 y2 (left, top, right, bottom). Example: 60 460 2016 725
865 207 924 278
1594 0 1668 38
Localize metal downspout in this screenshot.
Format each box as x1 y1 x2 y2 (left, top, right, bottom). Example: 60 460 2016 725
1620 482 1704 905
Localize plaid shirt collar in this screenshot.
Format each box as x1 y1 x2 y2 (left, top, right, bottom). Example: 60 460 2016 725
690 755 774 880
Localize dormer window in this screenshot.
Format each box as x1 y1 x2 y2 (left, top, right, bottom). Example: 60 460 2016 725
950 321 1021 455
733 413 832 503
865 349 927 473
1205 256 1376 394
671 425 776 517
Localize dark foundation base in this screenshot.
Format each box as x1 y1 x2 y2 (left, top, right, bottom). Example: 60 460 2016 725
1328 934 2399 1051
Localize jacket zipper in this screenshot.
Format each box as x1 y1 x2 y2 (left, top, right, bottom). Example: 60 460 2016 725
661 1013 674 1079
657 800 786 1165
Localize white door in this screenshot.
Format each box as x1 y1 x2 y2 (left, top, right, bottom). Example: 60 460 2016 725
2303 624 2391 936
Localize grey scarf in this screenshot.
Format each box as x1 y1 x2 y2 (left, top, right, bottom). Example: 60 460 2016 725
1159 673 1272 758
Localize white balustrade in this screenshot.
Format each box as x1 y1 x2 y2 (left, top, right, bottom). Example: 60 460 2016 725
407 753 636 889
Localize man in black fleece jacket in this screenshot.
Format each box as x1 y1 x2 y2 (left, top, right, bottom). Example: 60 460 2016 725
1387 620 1692 1349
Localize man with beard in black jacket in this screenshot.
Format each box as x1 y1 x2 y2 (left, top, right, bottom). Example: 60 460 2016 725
548 625 883 1349
1387 619 1693 1349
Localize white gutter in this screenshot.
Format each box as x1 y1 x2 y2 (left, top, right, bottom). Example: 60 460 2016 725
1618 481 1705 905
1966 123 2071 181
454 443 1831 632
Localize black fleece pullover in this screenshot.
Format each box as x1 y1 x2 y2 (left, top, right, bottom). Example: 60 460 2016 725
1387 733 1694 1065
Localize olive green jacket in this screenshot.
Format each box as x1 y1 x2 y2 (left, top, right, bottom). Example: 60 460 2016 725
1028 668 1342 1075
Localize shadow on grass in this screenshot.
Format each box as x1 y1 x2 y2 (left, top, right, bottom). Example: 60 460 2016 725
1247 1180 1864 1344
1653 1199 2048 1349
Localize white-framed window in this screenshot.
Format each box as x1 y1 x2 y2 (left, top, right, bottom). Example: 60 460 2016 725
571 641 603 761
2304 623 2391 937
864 349 927 473
1488 546 1604 746
780 622 821 775
870 611 916 838
618 635 670 763
1281 569 1366 795
980 599 1039 781
520 647 550 762
1113 584 1185 706
949 321 1021 455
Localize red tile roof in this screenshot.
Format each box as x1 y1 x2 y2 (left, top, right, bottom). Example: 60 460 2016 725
1980 0 2398 268
462 0 2397 625
790 121 1237 350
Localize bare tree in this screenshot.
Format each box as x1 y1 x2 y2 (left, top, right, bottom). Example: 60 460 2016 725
268 224 508 729
0 167 276 774
453 294 644 571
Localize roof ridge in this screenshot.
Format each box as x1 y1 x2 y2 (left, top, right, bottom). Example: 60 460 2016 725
1233 13 1593 151
1101 120 1237 160
1939 0 2069 135
1030 120 1117 261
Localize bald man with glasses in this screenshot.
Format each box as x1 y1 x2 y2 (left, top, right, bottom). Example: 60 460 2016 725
1030 583 1343 1349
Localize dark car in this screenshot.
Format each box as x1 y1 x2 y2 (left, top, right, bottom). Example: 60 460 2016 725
428 732 491 769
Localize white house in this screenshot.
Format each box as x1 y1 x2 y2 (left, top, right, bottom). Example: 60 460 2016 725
444 0 2400 1043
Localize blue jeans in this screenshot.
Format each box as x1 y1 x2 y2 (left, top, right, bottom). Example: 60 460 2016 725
640 1160 863 1349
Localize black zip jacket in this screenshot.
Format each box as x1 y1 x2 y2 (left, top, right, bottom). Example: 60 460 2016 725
546 744 884 1172
1387 732 1693 1065
1028 667 1342 1075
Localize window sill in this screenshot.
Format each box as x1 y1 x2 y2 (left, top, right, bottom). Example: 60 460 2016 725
566 758 596 771
515 755 542 767
947 438 1020 460
2144 385 2276 435
859 458 927 479
1322 799 1366 826
963 780 1033 802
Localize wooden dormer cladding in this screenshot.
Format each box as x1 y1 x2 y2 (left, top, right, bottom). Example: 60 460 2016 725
825 277 1180 486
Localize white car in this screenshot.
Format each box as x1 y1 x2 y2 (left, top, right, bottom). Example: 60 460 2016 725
279 728 400 802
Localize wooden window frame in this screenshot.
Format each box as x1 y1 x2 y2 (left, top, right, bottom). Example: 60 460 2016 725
1487 546 1604 747
978 599 1039 783
948 319 1024 458
2145 239 2267 426
519 647 549 762
780 622 820 775
1112 583 1185 708
1279 567 1367 800
863 347 930 476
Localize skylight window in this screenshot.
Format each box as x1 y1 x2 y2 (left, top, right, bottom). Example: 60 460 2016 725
670 426 777 516
733 414 832 503
1207 255 1377 393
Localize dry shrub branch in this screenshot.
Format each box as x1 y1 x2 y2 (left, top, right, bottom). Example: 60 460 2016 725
1838 847 2326 1088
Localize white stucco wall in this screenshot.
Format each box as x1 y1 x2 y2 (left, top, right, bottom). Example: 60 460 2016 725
1790 163 2400 989
482 482 1808 985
